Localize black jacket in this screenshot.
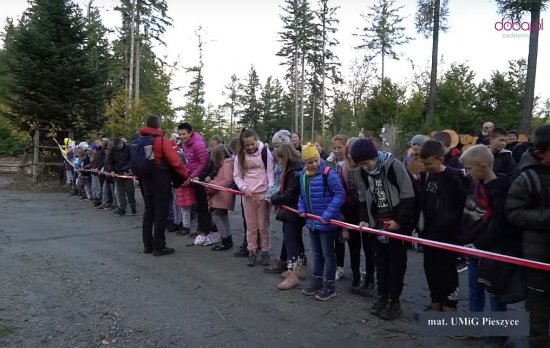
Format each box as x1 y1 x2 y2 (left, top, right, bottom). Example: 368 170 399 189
492 149 519 178
420 167 467 244
90 147 105 170
107 143 131 174
270 162 305 225
475 132 490 146
506 150 550 292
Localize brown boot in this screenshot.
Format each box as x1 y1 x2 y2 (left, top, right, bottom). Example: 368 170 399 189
277 270 299 290
442 306 457 312
428 302 443 311
296 265 307 280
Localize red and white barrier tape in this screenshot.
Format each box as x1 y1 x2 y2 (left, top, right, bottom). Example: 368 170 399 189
191 180 550 272
52 137 550 272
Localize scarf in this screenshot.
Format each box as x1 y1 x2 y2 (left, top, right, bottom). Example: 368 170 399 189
365 151 387 176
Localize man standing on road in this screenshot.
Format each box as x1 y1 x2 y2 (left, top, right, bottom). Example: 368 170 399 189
138 115 189 256
107 137 136 216
177 122 211 238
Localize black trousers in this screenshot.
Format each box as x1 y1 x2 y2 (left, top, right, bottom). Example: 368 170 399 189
335 237 345 268
527 288 550 348
240 197 248 248
423 245 459 307
142 173 171 251
194 184 212 234
375 238 408 301
349 231 376 283
282 221 305 265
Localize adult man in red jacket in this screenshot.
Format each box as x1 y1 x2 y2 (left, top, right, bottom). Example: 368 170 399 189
140 115 189 256
178 122 212 238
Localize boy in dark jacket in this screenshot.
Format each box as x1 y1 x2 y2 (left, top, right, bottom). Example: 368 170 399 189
489 128 518 178
352 139 416 321
461 145 514 347
506 125 550 348
107 137 136 216
419 141 467 312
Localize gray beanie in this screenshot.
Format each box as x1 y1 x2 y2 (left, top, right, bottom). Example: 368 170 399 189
272 129 291 144
410 134 427 147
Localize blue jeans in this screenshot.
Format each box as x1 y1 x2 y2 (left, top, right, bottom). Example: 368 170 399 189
309 229 340 282
468 259 507 312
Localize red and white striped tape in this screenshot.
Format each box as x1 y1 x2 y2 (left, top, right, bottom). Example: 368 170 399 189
191 180 550 272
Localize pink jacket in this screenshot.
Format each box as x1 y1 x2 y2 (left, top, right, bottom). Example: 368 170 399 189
182 132 209 179
176 185 196 208
233 141 275 194
207 158 236 211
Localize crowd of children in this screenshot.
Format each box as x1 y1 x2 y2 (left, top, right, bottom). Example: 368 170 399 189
62 122 550 348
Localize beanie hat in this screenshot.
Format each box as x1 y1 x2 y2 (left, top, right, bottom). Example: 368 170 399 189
78 141 89 151
350 139 378 163
410 134 427 147
272 129 291 144
301 142 320 162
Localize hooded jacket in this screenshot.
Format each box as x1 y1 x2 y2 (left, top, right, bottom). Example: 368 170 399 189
506 150 550 292
355 152 416 234
139 127 189 179
233 141 275 194
207 157 236 211
270 161 304 224
182 132 209 179
492 149 519 178
297 160 345 231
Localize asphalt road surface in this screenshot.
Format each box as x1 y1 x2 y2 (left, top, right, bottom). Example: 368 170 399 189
0 187 528 348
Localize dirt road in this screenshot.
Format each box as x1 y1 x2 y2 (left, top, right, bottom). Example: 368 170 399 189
0 188 526 347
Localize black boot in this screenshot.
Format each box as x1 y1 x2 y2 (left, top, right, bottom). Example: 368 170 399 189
212 236 233 251
233 243 248 257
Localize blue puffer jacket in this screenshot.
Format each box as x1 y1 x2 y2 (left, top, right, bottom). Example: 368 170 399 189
298 161 345 231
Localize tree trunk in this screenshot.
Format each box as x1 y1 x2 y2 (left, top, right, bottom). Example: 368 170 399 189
381 50 385 86
520 7 541 134
230 102 234 136
321 3 327 141
311 96 316 141
293 51 299 134
300 52 306 142
127 0 137 106
425 0 440 127
134 11 141 104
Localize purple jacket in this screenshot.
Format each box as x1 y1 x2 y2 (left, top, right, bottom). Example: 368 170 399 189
182 132 209 179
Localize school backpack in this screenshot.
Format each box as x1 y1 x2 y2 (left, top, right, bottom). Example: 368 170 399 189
321 166 348 201
130 135 167 177
386 161 421 228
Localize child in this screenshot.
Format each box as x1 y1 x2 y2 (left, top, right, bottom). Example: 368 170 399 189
506 125 550 348
342 137 376 297
229 137 250 258
233 129 275 267
405 134 427 180
432 131 463 170
206 144 236 251
265 129 294 274
419 141 467 312
460 145 517 346
352 138 416 320
489 128 519 177
326 134 348 281
270 143 305 289
298 143 345 301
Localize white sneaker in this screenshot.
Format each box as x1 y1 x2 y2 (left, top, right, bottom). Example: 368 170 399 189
202 234 214 246
335 266 345 280
193 234 206 246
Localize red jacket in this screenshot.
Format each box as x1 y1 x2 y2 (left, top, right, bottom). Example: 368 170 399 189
139 127 189 179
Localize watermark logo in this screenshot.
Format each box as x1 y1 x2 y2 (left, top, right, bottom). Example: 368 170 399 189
495 18 544 32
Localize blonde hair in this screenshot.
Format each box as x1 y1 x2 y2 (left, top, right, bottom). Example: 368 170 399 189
460 145 494 167
331 134 348 147
345 137 359 169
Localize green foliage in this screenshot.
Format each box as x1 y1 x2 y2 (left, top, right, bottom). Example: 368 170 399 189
415 0 449 38
361 78 406 133
0 114 28 157
0 0 111 132
238 66 262 133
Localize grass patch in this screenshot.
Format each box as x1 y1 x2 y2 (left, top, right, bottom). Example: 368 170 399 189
0 325 14 337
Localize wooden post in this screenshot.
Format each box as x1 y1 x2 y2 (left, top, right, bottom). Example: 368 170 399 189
33 128 40 183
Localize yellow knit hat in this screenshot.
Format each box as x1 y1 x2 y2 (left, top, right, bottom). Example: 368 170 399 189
301 142 320 162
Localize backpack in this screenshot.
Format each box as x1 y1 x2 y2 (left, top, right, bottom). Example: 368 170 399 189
386 162 421 228
321 166 348 201
261 146 268 170
130 135 167 177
